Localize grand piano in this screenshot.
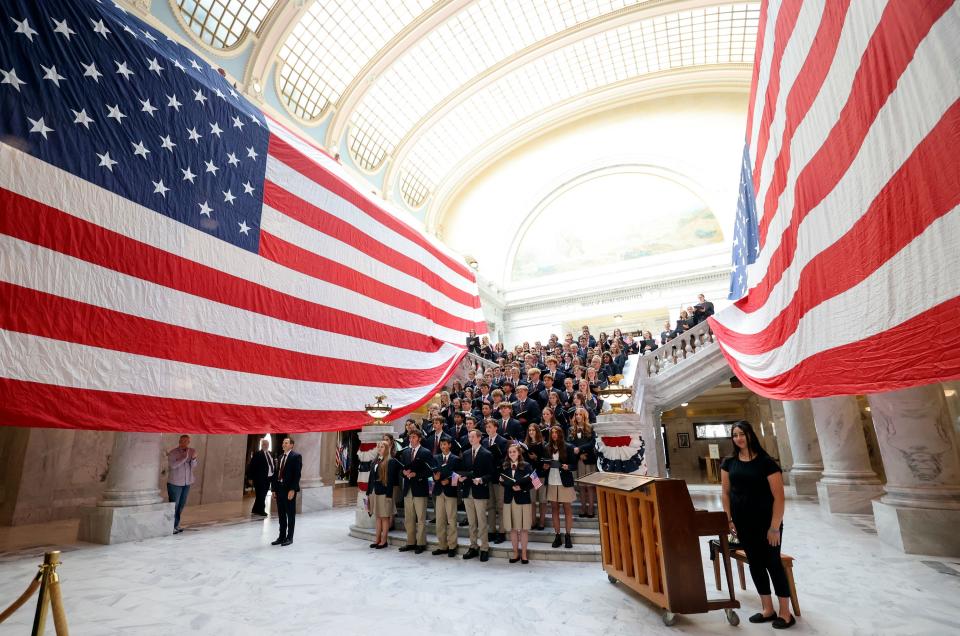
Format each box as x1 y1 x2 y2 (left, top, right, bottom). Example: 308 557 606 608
578 473 740 626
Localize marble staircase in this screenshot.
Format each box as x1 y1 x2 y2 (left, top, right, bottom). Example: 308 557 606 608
349 501 602 561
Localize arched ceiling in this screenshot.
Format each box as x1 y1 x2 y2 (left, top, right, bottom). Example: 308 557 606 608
174 0 760 225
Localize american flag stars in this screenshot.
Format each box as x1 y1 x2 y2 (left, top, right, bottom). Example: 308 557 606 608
0 0 270 248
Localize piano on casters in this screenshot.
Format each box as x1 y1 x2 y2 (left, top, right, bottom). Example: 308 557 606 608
577 472 740 627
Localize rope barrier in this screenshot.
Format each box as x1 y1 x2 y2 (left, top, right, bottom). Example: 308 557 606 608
0 551 69 635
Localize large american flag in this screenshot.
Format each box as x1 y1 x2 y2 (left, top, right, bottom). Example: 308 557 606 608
711 0 960 398
0 0 486 433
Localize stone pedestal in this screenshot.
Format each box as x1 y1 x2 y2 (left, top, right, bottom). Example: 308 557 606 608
295 432 333 513
868 384 960 557
593 411 652 475
810 396 883 514
78 432 174 544
782 400 824 497
355 425 394 528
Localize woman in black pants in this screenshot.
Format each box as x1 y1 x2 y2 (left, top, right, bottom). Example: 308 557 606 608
721 421 795 629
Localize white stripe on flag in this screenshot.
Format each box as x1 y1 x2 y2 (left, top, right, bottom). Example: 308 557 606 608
748 0 785 154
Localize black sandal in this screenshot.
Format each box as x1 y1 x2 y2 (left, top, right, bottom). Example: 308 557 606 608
748 613 777 623
772 615 796 629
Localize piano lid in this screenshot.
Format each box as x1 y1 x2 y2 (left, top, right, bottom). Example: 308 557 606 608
576 472 659 491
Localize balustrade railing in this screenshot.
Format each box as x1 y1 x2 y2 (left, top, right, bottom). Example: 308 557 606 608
640 319 717 379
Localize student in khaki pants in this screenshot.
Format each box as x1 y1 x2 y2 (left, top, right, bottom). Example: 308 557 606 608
431 437 460 557
459 429 494 562
397 431 433 554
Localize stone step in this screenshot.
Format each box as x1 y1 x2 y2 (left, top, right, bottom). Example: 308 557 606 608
348 525 601 562
389 519 600 544
395 509 599 528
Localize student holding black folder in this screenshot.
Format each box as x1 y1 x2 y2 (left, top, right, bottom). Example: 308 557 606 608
569 408 598 518
460 429 494 562
484 419 509 544
431 437 460 557
543 425 577 549
367 440 398 549
523 423 548 530
397 431 434 554
500 443 534 564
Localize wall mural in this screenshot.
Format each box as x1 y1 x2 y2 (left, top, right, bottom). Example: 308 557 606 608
511 170 723 281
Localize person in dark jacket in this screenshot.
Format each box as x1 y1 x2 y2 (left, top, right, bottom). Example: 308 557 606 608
397 431 434 554
272 437 301 546
245 438 274 517
500 443 534 564
367 440 398 549
542 426 577 549
460 429 494 562
523 423 548 530
569 409 598 518
431 437 460 557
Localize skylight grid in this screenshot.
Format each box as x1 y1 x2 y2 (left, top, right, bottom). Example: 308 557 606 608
177 0 275 49
277 0 434 121
347 0 652 173
401 3 759 206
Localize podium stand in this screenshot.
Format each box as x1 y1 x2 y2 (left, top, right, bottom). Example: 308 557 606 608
578 472 740 626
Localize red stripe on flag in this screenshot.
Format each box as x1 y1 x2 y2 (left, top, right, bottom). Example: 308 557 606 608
719 295 960 399
0 282 458 387
756 0 852 247
260 231 484 334
263 182 480 310
711 101 960 354
744 0 770 144
751 0 805 191
0 188 444 353
737 0 953 313
267 134 477 283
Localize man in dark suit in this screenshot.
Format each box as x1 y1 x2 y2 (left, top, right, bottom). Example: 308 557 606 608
246 438 274 516
512 385 542 429
398 431 434 554
483 419 509 544
460 429 493 561
536 374 559 409
496 402 524 440
424 416 453 455
272 437 301 546
431 437 460 557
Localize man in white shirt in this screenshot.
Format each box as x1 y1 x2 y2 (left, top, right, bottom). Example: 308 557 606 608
166 435 199 534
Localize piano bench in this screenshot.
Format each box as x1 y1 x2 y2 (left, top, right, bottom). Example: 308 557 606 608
729 549 801 617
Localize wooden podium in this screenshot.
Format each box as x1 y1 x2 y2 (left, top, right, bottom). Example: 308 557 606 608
578 472 740 626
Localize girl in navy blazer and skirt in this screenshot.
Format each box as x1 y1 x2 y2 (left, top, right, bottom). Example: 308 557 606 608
543 425 577 549
500 443 534 564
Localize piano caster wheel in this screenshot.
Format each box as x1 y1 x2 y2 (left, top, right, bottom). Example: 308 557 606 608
662 612 678 626
724 609 740 626
607 575 618 584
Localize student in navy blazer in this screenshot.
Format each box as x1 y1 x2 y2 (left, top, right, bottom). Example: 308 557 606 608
542 425 577 549
483 419 510 544
459 429 494 561
367 440 399 549
431 437 461 557
398 431 434 554
500 443 534 564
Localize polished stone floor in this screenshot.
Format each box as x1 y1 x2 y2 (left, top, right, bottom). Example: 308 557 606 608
0 489 958 635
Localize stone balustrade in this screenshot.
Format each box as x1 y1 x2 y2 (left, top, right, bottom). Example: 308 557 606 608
641 319 717 379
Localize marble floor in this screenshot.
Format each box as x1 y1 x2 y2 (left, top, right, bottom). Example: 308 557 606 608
0 490 958 635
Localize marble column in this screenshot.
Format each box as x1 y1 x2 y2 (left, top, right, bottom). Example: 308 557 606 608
354 425 394 528
810 395 883 514
77 432 174 544
782 400 824 497
868 384 960 557
294 432 333 513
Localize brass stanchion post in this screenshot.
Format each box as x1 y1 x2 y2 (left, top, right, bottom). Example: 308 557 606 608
30 551 68 636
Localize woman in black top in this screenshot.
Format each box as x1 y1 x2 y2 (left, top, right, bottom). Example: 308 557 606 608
466 329 481 355
721 421 794 629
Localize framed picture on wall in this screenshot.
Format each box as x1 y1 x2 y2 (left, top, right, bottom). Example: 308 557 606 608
677 432 691 448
